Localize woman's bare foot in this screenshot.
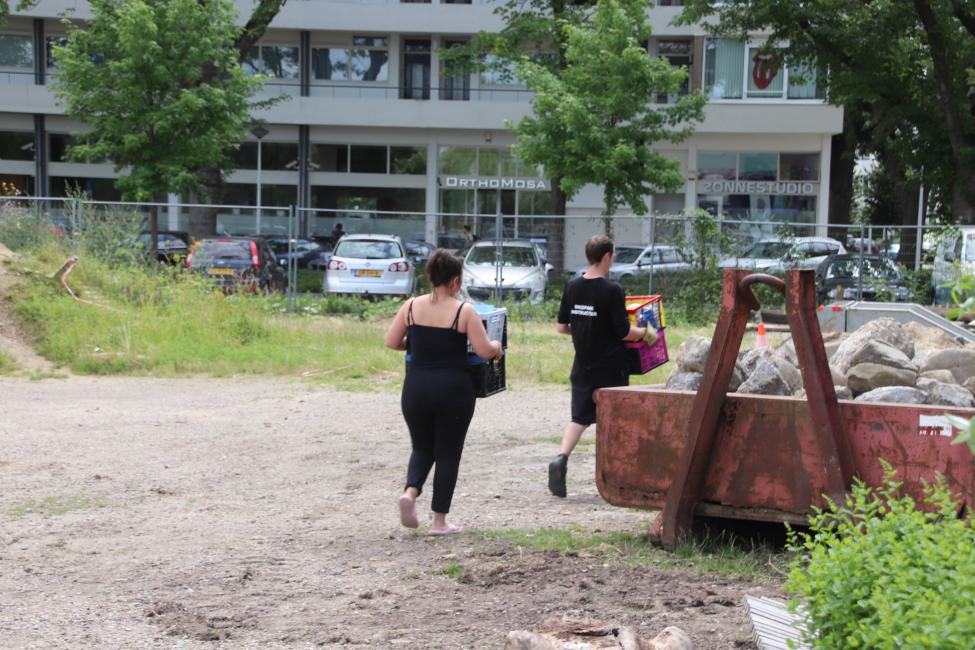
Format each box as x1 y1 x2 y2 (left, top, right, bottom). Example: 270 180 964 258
428 524 461 536
398 491 418 529
429 512 460 536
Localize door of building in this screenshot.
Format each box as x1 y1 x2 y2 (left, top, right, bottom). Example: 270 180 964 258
401 39 431 100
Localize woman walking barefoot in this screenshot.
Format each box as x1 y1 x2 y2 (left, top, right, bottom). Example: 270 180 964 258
384 250 503 535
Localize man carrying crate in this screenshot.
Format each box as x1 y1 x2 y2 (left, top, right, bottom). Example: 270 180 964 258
549 235 656 498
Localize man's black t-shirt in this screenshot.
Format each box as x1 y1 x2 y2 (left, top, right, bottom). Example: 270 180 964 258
557 276 630 382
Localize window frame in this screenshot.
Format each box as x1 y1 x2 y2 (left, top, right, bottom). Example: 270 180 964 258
702 38 824 103
311 35 390 83
0 31 34 71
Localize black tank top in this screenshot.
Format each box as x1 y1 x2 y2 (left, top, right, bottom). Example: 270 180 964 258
406 299 469 370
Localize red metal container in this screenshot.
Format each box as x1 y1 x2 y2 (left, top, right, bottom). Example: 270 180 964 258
594 270 975 549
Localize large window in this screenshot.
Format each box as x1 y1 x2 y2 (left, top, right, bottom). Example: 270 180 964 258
480 54 519 86
654 39 692 104
230 142 298 170
704 38 823 100
438 147 529 177
309 144 425 175
244 44 299 79
313 36 389 82
0 131 34 161
0 33 32 69
698 151 820 183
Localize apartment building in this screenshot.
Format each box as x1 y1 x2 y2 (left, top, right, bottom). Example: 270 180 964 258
0 0 843 267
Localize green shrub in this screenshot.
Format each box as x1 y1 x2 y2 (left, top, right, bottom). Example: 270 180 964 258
785 465 975 649
903 267 933 305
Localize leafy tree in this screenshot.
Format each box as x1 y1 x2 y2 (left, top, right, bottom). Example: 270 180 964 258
441 0 595 217
511 0 705 219
53 0 286 238
678 0 975 232
0 0 35 26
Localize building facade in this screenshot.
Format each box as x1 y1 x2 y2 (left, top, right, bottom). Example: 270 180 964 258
0 0 843 268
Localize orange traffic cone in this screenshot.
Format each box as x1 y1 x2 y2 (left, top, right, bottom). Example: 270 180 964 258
756 322 768 349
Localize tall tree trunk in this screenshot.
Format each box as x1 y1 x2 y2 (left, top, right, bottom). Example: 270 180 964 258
188 168 222 238
827 112 858 242
912 0 975 222
190 0 287 237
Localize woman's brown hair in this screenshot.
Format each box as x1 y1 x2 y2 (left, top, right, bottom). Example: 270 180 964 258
426 249 464 287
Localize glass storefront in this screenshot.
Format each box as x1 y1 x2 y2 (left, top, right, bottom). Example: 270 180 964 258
696 149 821 238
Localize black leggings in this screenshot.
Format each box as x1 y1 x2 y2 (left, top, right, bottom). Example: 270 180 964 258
401 367 476 514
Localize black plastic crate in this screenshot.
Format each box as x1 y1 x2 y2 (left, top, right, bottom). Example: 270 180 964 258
469 354 506 398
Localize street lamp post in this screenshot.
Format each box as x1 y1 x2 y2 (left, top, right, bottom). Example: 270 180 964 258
250 126 269 235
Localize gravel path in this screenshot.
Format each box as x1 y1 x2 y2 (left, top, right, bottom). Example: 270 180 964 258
0 377 777 648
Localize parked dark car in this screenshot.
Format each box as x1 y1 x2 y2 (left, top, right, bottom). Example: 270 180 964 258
816 254 909 303
186 237 287 294
404 240 434 265
136 231 190 265
266 237 332 269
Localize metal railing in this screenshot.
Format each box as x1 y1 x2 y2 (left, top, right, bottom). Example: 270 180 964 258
1 195 962 307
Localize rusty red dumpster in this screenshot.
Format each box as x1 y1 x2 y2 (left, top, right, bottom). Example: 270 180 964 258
594 269 975 550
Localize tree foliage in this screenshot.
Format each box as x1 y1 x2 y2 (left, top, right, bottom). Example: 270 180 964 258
52 0 266 202
512 0 705 216
678 0 975 223
0 0 35 25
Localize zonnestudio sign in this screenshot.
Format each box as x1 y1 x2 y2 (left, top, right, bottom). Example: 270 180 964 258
440 175 550 191
697 180 819 196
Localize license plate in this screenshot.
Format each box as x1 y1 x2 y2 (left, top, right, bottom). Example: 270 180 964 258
354 269 382 278
208 267 235 276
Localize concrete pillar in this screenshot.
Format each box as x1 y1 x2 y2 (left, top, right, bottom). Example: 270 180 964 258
167 193 180 230
33 19 45 85
425 142 438 244
817 133 831 236
33 114 47 197
684 142 697 212
298 124 310 235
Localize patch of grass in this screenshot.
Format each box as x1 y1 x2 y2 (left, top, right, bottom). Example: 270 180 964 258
11 494 108 517
5 238 715 387
481 525 785 580
441 561 466 581
0 350 14 374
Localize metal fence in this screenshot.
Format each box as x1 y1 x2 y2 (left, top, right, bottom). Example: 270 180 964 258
1 195 965 306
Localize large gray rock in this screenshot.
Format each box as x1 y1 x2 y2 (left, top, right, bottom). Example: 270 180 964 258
964 377 975 398
666 371 703 391
739 347 770 376
904 321 964 351
847 340 917 373
737 358 791 396
729 362 746 392
917 378 975 408
920 369 957 384
832 318 915 374
847 363 918 395
794 385 853 400
771 355 803 393
775 338 798 365
854 386 928 405
675 336 711 373
831 364 847 388
919 348 975 384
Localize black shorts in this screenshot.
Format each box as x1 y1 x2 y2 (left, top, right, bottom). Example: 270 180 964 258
570 368 628 426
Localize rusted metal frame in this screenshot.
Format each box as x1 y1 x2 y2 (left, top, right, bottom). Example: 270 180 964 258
782 270 854 499
658 269 756 550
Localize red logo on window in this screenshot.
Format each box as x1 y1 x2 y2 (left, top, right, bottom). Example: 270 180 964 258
751 51 781 90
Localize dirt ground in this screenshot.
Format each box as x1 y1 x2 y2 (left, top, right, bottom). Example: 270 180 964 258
0 376 782 649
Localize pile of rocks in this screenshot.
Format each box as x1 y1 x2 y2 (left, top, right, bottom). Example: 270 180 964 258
665 318 975 407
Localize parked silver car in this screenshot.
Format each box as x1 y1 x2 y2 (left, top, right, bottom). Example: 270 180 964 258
462 240 548 303
324 234 416 297
718 236 846 273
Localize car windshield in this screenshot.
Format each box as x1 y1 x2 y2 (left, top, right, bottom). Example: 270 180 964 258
193 240 251 262
138 233 186 250
742 241 792 259
334 240 403 260
613 248 644 264
826 258 902 280
467 246 538 267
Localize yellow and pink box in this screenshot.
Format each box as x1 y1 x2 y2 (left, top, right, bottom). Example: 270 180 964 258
624 294 669 374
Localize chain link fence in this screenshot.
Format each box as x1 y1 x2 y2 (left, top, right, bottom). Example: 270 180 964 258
2 194 967 316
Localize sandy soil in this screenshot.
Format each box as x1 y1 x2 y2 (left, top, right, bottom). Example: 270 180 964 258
0 376 781 649
0 243 57 374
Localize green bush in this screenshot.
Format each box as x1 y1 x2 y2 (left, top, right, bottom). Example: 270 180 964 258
785 465 975 649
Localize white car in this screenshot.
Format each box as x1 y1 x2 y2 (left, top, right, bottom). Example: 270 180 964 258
462 240 548 304
718 236 846 273
324 234 416 297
